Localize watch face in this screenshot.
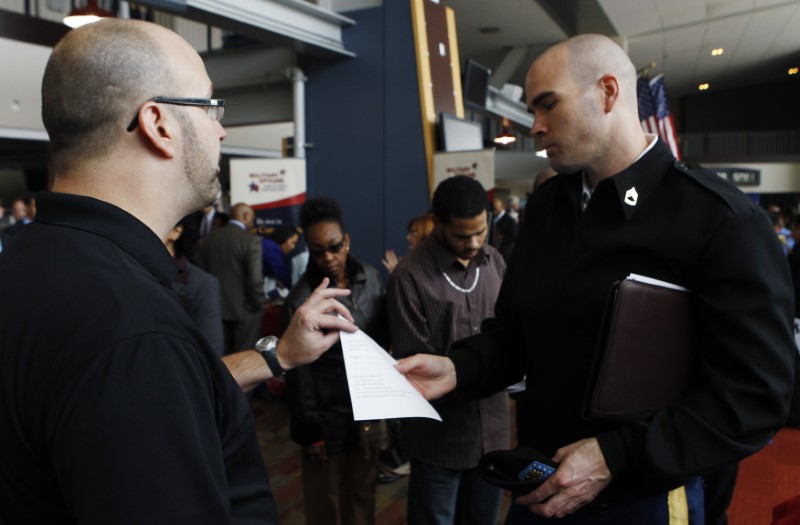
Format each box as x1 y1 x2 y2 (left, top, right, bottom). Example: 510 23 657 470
256 336 278 350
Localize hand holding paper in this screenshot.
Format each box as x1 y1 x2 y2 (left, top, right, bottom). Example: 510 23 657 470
340 327 441 421
393 354 457 401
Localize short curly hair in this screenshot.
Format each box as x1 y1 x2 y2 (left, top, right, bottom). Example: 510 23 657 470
299 196 345 233
432 176 488 225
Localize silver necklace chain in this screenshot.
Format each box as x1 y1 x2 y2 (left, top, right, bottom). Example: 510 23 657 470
442 267 480 293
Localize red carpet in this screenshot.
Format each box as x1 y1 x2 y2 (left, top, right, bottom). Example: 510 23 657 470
729 428 800 525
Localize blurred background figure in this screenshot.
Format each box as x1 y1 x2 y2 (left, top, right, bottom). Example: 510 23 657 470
198 203 217 237
506 195 521 222
492 196 518 263
198 203 264 354
284 196 388 525
4 194 35 237
772 210 794 255
165 215 224 357
382 213 434 273
0 199 9 230
262 223 300 300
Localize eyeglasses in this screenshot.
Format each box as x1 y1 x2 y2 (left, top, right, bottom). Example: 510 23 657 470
126 97 225 132
309 238 346 257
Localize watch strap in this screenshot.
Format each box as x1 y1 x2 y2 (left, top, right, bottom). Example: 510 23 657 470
256 337 285 377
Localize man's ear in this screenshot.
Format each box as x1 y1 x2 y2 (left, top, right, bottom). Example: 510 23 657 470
138 102 177 158
598 74 620 113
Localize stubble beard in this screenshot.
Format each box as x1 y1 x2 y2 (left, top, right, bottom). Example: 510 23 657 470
179 114 221 208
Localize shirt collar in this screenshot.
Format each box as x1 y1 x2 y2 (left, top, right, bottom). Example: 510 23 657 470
35 192 178 287
229 219 247 231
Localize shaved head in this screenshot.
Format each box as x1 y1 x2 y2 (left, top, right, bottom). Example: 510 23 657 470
42 20 179 170
525 34 647 180
551 34 638 110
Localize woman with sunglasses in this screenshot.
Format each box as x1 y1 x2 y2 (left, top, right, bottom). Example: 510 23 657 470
283 196 388 525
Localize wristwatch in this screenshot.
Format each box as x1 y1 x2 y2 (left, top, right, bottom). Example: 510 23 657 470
255 336 285 377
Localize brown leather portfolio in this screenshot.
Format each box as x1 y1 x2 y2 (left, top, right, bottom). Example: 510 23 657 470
583 277 698 422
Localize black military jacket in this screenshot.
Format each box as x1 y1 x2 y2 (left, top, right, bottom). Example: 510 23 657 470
451 139 795 499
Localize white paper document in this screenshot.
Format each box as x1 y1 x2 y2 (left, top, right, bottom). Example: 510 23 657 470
340 328 442 422
627 273 689 292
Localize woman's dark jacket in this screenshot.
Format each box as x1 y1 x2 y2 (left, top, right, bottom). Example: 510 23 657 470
283 255 388 455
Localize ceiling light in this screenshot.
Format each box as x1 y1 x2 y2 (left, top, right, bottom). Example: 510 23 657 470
711 48 724 56
698 83 710 91
789 67 799 76
493 129 516 146
64 0 114 28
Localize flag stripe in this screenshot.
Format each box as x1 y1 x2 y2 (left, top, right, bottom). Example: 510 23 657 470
637 73 681 160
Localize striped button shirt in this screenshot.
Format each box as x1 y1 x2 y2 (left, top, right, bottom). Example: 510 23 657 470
387 234 510 469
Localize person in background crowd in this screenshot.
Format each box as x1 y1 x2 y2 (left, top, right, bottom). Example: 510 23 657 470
198 202 217 237
0 19 356 525
396 34 794 524
211 210 229 231
492 196 519 263
0 199 10 230
284 196 388 525
771 211 794 255
262 223 299 298
388 175 510 525
4 194 35 237
507 195 521 222
165 214 225 357
382 212 435 273
198 202 264 354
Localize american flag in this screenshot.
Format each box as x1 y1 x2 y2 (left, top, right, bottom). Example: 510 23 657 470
637 73 681 160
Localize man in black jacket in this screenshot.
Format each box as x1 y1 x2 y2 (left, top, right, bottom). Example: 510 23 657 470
397 34 795 524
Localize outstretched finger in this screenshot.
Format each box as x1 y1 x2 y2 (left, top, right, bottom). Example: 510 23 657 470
306 277 352 302
315 312 358 333
302 278 354 323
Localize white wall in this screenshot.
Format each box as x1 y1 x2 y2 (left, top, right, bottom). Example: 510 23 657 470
0 37 51 138
224 122 294 152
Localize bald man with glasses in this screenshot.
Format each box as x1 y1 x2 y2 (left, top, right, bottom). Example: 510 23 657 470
0 19 356 525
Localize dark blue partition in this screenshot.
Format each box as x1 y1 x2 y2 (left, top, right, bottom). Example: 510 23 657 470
300 4 430 279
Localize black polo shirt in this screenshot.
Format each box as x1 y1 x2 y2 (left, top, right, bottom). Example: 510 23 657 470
0 192 276 524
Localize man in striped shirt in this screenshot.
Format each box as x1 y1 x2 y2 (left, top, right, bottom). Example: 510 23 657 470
387 175 510 525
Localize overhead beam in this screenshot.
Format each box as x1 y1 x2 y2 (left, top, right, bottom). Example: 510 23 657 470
0 8 68 47
202 46 296 90
489 46 530 88
486 85 533 129
137 0 356 58
535 0 616 36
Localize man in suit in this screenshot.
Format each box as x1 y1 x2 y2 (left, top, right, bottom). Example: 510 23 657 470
198 202 264 353
493 197 519 263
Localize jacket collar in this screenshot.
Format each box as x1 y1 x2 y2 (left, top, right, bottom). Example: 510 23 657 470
605 137 675 220
304 253 367 290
